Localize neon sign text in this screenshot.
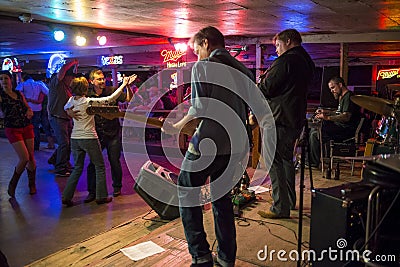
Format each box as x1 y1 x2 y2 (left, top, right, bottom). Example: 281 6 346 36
2 57 22 73
101 55 123 66
161 50 186 63
377 68 400 80
166 62 187 68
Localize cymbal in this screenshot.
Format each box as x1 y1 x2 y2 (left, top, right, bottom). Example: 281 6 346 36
351 95 394 117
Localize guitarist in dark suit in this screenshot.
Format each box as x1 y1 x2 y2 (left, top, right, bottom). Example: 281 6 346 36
67 69 133 202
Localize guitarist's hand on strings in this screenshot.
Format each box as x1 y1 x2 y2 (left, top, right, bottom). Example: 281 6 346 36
161 115 198 136
161 118 180 135
66 106 82 120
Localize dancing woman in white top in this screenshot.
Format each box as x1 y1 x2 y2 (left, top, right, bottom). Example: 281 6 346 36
61 74 136 207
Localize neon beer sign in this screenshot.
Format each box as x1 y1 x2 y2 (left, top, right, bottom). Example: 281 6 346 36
160 49 187 68
377 68 400 80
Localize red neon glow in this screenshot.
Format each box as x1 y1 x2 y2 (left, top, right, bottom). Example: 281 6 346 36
376 68 400 80
160 49 186 63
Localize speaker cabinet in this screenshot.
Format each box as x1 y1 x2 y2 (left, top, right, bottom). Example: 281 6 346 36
310 182 372 267
134 161 180 220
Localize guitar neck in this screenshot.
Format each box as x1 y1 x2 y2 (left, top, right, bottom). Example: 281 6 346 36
124 112 164 129
95 110 196 136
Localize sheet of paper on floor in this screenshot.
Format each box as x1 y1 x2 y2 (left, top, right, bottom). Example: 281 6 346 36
247 186 270 194
120 241 165 261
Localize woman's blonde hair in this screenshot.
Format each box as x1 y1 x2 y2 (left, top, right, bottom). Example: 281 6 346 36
70 77 89 96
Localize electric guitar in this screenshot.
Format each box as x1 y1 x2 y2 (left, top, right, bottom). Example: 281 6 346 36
86 106 197 136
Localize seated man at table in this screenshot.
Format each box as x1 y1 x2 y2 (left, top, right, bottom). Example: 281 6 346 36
309 76 361 168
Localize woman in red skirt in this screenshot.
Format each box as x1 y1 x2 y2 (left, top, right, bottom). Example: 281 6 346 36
0 70 36 198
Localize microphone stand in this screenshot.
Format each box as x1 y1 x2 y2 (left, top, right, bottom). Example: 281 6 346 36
297 120 314 267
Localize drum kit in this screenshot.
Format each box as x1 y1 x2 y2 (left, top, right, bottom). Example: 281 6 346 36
349 87 400 175
346 90 400 183
351 88 400 151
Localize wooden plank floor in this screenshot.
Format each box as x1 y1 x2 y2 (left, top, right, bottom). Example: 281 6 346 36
27 212 171 267
27 164 363 267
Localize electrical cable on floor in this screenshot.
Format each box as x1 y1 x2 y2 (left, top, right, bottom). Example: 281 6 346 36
141 209 171 223
116 215 142 227
236 216 305 248
301 259 310 267
236 217 250 227
141 209 154 220
302 241 310 248
242 217 310 266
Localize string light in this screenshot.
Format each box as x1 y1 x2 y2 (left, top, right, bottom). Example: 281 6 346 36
53 30 65 41
76 35 87 46
49 27 110 46
97 35 107 46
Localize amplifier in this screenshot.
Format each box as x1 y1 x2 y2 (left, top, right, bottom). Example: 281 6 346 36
309 182 373 267
134 160 180 220
331 142 356 156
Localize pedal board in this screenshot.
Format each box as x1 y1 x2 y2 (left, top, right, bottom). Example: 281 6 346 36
232 189 256 217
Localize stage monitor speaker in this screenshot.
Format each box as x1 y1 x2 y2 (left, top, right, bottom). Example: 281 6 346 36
134 160 180 220
309 182 372 267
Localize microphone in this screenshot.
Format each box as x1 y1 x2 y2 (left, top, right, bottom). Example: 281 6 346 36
229 45 248 52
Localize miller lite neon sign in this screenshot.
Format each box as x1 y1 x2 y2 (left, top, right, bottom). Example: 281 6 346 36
160 49 187 68
377 68 400 80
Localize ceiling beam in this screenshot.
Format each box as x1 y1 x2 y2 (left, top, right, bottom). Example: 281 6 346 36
302 32 400 43
227 32 400 45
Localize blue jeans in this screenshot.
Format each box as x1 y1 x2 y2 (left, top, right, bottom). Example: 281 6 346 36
178 152 241 266
87 134 122 195
268 126 301 216
63 139 108 200
49 116 72 173
41 108 53 138
31 111 42 150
